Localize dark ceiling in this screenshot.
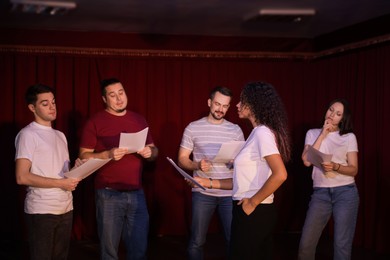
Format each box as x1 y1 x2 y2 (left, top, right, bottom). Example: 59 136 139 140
1 0 390 39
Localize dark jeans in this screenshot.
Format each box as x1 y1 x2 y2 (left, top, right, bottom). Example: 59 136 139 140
25 211 73 260
229 202 276 260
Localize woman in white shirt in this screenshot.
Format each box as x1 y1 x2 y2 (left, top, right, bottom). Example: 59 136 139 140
298 99 359 260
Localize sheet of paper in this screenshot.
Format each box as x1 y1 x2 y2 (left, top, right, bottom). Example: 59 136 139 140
64 158 111 179
212 141 245 163
119 127 148 153
166 157 206 190
306 145 333 169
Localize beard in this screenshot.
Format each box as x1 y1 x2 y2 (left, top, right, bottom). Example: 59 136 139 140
211 111 224 120
116 108 126 113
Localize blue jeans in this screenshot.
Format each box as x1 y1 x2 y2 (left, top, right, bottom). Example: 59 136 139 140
298 184 359 260
96 188 149 260
25 211 73 260
188 192 232 260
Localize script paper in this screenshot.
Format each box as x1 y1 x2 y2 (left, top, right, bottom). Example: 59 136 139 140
166 157 206 190
64 158 111 179
119 127 148 153
212 141 245 163
306 145 332 169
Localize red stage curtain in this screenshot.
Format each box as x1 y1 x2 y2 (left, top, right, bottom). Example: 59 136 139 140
0 40 389 254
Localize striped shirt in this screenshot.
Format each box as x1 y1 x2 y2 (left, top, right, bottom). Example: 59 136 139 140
180 117 244 196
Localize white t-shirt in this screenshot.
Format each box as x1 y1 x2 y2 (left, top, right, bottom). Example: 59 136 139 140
15 121 73 214
305 128 358 188
180 117 245 197
232 125 279 203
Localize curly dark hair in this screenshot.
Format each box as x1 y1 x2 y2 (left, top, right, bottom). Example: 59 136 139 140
240 81 291 162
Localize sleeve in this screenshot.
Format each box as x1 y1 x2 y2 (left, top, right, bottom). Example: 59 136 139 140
304 129 319 146
348 133 358 153
145 124 154 145
179 125 194 151
15 130 35 161
256 127 279 158
235 125 245 141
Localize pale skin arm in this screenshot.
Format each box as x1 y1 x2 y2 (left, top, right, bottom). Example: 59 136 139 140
322 151 358 177
302 120 333 167
15 158 80 191
79 147 128 161
178 147 212 172
239 154 287 215
191 177 233 190
79 144 158 161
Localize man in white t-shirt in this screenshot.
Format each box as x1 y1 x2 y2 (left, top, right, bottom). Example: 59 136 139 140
178 86 245 260
15 84 81 260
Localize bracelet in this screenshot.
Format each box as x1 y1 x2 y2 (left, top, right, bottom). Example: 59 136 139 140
209 178 213 189
335 163 341 171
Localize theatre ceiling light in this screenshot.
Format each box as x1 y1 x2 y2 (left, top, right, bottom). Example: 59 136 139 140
244 8 316 23
10 0 77 15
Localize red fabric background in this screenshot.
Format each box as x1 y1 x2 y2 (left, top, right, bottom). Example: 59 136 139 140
1 31 389 254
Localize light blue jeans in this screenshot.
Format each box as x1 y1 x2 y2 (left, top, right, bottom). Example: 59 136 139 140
298 184 359 260
188 192 232 260
96 188 149 260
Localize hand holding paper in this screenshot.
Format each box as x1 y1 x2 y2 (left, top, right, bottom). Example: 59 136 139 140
306 145 332 171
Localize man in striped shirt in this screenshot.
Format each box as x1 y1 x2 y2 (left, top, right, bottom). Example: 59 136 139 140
178 86 245 260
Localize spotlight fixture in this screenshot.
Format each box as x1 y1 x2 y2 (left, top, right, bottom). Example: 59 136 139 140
244 8 316 23
258 8 316 16
10 0 76 15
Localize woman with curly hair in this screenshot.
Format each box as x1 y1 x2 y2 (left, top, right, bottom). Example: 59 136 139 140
229 81 291 259
192 81 291 259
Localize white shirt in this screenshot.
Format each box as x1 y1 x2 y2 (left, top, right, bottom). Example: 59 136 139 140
305 128 358 188
15 122 73 214
233 125 279 203
180 117 244 197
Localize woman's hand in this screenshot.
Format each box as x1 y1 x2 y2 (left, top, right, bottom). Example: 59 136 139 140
187 176 210 188
321 119 336 137
238 198 257 215
321 161 335 172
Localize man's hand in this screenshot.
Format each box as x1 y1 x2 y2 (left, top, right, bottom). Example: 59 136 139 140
109 148 128 161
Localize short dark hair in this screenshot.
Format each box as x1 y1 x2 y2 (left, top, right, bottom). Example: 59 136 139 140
326 98 354 135
209 86 233 100
100 78 121 96
25 84 55 105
